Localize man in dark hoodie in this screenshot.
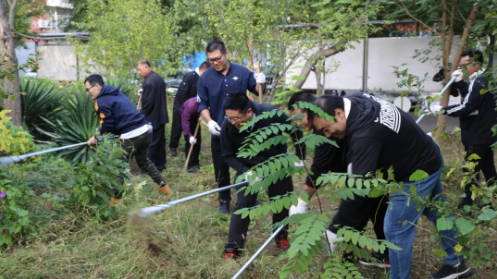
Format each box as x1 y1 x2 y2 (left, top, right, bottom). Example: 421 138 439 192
86 74 171 199
169 62 211 157
137 59 169 172
220 92 305 260
432 49 497 207
287 91 389 267
312 93 472 279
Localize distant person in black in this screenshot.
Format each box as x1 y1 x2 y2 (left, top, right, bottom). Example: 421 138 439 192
169 62 211 157
220 93 304 260
136 59 169 172
287 91 389 268
434 49 497 207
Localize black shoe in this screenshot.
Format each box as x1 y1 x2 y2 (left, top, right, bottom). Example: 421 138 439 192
431 260 472 279
218 200 230 214
359 252 390 268
187 167 196 173
170 148 177 157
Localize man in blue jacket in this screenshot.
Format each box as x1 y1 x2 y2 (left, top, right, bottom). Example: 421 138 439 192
86 74 171 199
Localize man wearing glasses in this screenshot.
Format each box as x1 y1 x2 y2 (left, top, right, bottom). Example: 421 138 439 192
433 49 497 208
85 74 171 202
197 40 266 213
220 92 305 260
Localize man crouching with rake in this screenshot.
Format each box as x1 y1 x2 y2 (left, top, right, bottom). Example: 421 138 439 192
220 92 305 260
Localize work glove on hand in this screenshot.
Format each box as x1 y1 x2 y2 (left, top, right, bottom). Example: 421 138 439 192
244 171 261 185
451 69 463 82
289 198 308 216
254 72 266 84
429 104 442 115
189 136 197 145
207 120 221 136
294 160 305 167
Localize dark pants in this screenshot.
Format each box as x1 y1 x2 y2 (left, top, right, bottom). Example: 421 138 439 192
169 107 183 149
225 175 293 250
329 195 389 255
148 124 166 171
461 145 497 206
117 132 166 197
184 120 201 168
211 137 231 201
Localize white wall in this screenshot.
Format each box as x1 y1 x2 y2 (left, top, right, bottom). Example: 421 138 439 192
37 45 78 80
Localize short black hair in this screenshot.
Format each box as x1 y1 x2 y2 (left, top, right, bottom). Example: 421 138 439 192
223 92 250 112
137 59 151 67
206 40 227 54
314 95 344 117
84 74 105 87
199 61 211 70
288 91 316 111
461 49 484 65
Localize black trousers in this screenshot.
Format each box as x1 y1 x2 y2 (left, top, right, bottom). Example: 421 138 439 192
184 120 201 168
225 175 293 250
148 124 166 171
329 194 389 255
117 132 166 197
461 145 497 206
169 107 183 149
211 137 231 201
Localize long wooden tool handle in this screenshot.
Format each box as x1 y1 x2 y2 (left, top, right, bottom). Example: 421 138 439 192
136 93 142 110
184 119 201 171
256 61 263 104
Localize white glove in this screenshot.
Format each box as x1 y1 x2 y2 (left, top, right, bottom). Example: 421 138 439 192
289 198 308 216
324 229 344 252
451 69 463 82
294 160 304 167
254 72 266 84
429 104 442 114
244 171 261 185
207 120 221 136
189 136 197 145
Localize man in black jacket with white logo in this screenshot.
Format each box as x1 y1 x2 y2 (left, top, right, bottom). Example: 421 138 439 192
220 92 305 260
312 94 472 279
434 49 497 207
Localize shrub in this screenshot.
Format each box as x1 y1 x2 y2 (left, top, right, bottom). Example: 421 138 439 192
20 78 63 140
0 110 34 156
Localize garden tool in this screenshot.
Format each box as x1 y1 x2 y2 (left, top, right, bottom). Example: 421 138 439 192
416 76 457 124
183 118 201 172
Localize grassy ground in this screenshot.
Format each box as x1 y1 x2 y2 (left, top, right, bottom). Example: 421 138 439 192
1 111 496 278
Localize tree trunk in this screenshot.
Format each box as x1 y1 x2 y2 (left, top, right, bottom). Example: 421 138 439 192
434 5 479 145
293 45 345 89
0 0 21 126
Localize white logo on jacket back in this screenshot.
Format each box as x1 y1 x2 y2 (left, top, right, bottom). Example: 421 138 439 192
366 94 401 133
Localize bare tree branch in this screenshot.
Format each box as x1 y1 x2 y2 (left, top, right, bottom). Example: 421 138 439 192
445 0 457 77
8 0 17 31
399 0 440 35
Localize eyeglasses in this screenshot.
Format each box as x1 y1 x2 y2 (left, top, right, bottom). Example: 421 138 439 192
86 84 96 92
225 111 248 123
208 53 225 64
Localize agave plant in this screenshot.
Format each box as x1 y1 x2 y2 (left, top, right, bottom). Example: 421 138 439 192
42 84 100 164
20 78 63 140
106 77 138 104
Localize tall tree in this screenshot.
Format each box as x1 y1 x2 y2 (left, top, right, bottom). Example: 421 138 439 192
0 0 21 126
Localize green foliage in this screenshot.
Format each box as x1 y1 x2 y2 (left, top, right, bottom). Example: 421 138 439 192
69 138 128 220
0 110 34 156
0 168 35 247
106 77 137 102
40 84 99 163
19 78 63 140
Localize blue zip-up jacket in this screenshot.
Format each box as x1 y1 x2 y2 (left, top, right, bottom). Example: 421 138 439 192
196 62 258 138
94 85 146 135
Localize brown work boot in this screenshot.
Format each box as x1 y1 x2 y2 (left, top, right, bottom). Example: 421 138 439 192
158 184 171 195
109 197 123 207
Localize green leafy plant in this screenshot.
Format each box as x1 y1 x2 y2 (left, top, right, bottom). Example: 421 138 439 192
0 110 34 156
19 78 63 140
106 77 137 102
41 84 99 163
0 168 35 247
69 137 129 220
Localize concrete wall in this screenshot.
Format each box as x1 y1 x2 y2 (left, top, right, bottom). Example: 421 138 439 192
37 44 79 81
